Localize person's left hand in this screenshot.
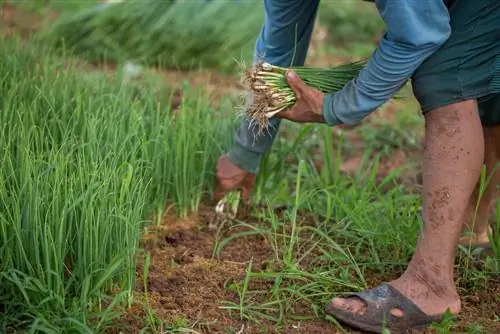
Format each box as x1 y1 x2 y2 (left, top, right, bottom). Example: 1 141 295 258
275 70 326 124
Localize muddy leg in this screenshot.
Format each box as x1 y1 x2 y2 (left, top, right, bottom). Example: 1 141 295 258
331 100 484 317
460 125 500 245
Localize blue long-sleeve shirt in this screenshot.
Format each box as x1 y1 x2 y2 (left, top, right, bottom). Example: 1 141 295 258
228 0 453 174
322 0 452 126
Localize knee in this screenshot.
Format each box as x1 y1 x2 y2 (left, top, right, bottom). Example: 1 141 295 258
423 100 480 126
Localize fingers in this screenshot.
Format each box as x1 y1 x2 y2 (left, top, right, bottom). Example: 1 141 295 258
214 178 253 203
213 182 229 202
285 70 306 97
275 106 295 121
214 155 255 202
240 174 256 202
214 176 238 201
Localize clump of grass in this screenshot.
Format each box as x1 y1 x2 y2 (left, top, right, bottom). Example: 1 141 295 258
242 60 368 133
216 150 423 327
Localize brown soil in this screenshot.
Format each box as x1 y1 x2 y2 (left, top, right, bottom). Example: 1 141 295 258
113 209 341 333
114 208 348 334
108 206 500 334
1 3 40 38
0 3 60 39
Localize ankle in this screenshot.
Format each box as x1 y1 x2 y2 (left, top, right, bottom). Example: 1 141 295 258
392 267 461 315
459 225 493 244
403 257 457 298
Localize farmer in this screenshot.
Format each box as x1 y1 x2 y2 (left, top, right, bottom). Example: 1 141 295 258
214 0 500 332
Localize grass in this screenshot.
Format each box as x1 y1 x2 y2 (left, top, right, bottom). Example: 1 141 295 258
0 36 238 332
41 0 264 74
317 0 385 59
12 0 101 13
214 155 499 332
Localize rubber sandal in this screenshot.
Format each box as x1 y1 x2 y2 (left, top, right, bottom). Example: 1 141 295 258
324 283 456 334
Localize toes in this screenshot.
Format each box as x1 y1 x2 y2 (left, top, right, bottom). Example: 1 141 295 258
331 297 345 308
330 297 367 315
390 307 404 318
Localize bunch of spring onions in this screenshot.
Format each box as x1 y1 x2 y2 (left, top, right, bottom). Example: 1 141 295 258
242 59 370 133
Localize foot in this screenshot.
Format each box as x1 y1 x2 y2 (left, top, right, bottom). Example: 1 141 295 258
213 154 256 202
457 226 495 266
459 225 493 246
330 274 461 319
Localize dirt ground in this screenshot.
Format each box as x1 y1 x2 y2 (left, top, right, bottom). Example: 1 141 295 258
111 209 499 334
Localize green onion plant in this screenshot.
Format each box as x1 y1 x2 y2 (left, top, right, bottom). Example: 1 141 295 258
242 59 407 135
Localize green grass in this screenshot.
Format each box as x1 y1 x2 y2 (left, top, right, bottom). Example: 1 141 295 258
214 151 499 332
0 36 238 332
215 160 421 329
10 0 101 13
41 0 264 74
209 118 498 333
317 0 385 58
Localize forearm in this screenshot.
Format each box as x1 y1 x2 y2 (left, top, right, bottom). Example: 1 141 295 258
323 0 452 126
229 0 320 173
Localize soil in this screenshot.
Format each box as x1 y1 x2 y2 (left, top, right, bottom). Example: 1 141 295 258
1 3 39 38
115 208 350 334
110 208 499 334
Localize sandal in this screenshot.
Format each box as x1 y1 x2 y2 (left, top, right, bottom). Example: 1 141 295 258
324 283 456 334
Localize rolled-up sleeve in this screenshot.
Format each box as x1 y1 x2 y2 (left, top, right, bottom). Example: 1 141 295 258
322 0 452 126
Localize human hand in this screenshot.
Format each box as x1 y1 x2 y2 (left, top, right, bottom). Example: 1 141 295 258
213 154 256 202
276 70 326 124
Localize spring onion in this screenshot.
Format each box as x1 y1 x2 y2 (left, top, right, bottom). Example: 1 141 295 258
242 59 371 134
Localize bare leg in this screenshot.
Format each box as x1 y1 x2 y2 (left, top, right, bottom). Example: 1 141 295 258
331 100 484 316
460 125 500 245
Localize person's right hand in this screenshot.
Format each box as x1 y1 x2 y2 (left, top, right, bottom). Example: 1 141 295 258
213 154 256 202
